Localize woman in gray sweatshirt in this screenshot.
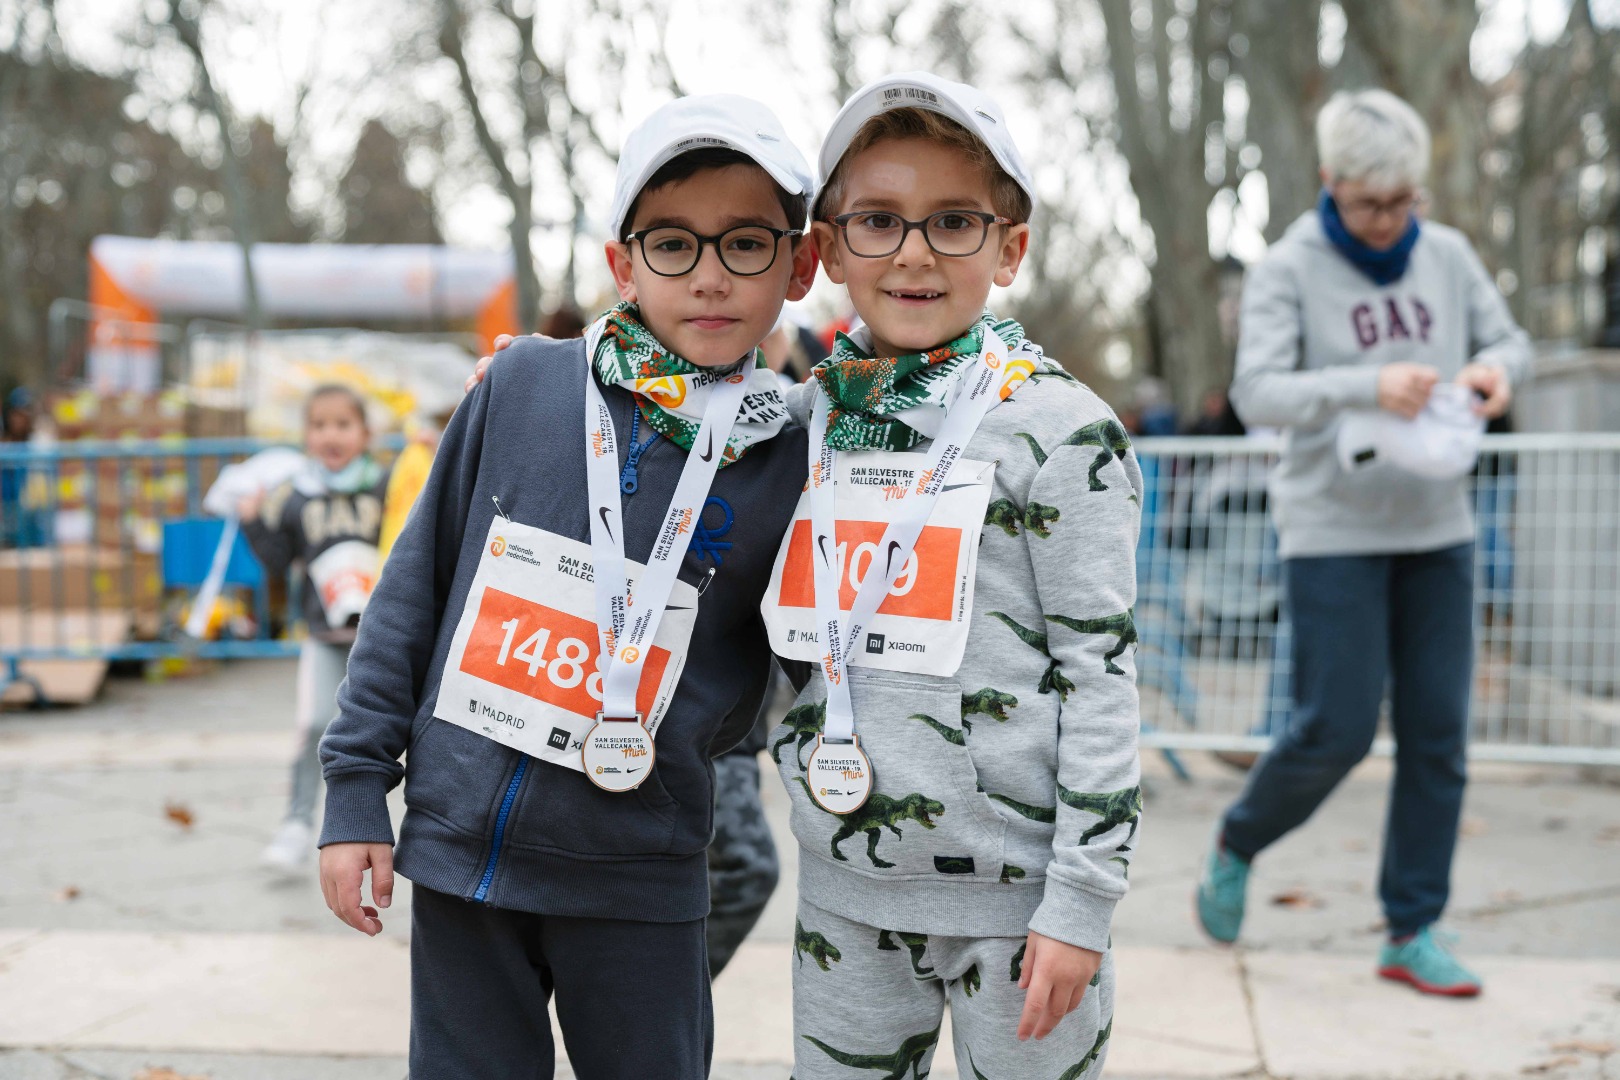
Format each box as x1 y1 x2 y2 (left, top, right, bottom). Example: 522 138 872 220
1194 89 1530 997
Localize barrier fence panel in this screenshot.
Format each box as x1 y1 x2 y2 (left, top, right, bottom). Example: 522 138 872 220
1134 433 1620 766
0 438 302 693
6 431 1618 762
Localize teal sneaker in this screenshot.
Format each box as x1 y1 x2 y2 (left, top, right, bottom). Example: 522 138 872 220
1378 926 1482 997
1195 838 1250 944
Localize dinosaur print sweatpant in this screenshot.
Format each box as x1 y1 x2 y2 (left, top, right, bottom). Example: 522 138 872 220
792 898 1115 1080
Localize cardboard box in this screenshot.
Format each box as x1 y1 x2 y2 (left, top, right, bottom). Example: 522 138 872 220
0 608 132 707
0 545 162 622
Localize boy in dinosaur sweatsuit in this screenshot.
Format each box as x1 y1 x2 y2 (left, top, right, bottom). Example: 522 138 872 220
761 73 1142 1079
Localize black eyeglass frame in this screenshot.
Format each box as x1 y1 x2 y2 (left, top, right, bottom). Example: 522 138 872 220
623 224 803 277
827 210 1015 259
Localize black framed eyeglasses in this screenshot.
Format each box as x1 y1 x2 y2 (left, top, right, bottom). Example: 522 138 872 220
829 210 1013 259
625 224 801 277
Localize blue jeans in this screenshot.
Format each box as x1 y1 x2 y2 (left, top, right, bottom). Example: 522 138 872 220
1222 543 1473 937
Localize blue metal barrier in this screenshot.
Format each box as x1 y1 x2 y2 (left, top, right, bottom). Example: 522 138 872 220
0 436 401 704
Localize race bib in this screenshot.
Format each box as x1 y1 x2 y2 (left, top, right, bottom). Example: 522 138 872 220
762 452 995 676
434 518 698 772
307 540 379 624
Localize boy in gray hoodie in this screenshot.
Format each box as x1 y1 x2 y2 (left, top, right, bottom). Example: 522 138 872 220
314 95 817 1080
763 73 1141 1079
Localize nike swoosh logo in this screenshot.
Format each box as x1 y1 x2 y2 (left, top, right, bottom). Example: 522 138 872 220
941 482 976 493
598 506 615 543
626 767 643 774
698 430 715 462
883 540 904 575
816 534 833 566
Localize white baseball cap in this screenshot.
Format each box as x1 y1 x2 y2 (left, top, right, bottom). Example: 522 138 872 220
816 72 1034 214
609 94 815 241
1336 382 1485 480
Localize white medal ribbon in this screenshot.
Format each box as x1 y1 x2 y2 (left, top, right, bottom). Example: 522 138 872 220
581 319 752 764
804 331 1011 810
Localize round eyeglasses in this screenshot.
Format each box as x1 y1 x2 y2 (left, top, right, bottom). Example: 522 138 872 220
625 224 801 277
828 210 1013 259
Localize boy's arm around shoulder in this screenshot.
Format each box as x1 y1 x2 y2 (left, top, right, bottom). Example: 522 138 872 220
317 367 497 848
1020 384 1143 954
239 480 299 580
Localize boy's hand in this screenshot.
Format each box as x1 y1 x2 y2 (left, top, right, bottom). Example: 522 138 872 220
319 841 394 936
236 487 265 522
1376 362 1439 419
1016 930 1103 1041
1455 362 1511 419
464 333 529 393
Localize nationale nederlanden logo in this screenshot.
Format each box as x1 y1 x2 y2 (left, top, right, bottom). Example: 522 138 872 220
490 536 507 557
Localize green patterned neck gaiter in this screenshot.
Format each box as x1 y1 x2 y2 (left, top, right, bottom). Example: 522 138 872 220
590 302 788 467
811 311 1027 452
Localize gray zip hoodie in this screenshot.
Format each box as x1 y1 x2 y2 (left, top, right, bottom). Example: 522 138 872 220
1230 210 1531 559
774 366 1143 953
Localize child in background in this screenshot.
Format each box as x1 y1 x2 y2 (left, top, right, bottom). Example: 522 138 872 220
241 384 387 872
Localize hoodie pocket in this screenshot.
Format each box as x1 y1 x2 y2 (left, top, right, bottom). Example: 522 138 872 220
778 672 1008 881
510 760 680 858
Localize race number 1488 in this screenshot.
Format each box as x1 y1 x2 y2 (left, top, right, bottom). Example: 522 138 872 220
459 586 670 720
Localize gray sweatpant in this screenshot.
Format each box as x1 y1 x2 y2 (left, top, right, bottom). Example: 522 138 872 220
286 638 350 826
792 897 1115 1079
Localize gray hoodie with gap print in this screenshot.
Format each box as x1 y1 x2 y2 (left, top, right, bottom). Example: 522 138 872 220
1230 211 1531 559
774 363 1143 953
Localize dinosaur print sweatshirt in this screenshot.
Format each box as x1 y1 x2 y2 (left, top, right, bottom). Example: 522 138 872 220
770 362 1143 954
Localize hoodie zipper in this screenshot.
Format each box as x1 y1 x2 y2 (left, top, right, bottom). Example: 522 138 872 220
472 755 528 903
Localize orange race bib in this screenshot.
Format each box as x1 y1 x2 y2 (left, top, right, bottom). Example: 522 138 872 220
433 519 697 772
760 452 995 677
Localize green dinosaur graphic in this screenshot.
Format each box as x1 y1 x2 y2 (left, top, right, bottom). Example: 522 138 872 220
771 700 825 769
1045 611 1138 676
1063 419 1133 491
1058 784 1143 847
986 791 1058 824
794 919 842 971
803 1025 941 1080
985 498 1024 537
1014 421 1132 492
1110 855 1130 880
966 1048 993 1080
987 611 1075 700
999 863 1026 883
1025 502 1060 537
962 687 1018 722
1014 432 1050 468
1028 366 1080 386
960 962 981 998
1056 1018 1113 1080
794 777 945 869
910 713 970 745
1090 964 1102 987
1009 942 1026 982
983 498 1059 538
877 929 935 978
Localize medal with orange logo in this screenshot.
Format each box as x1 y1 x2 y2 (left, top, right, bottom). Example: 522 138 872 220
580 317 753 792
794 331 1015 815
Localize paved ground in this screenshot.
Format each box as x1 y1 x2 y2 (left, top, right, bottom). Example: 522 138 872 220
2 659 1619 1079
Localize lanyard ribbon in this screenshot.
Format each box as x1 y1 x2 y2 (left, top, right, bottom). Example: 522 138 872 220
808 330 1011 742
582 319 751 720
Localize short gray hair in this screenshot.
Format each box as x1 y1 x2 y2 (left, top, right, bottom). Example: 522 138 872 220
1316 89 1430 190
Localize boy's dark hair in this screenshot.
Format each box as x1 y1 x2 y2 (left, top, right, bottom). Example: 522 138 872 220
816 107 1032 224
306 383 369 428
619 147 810 242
